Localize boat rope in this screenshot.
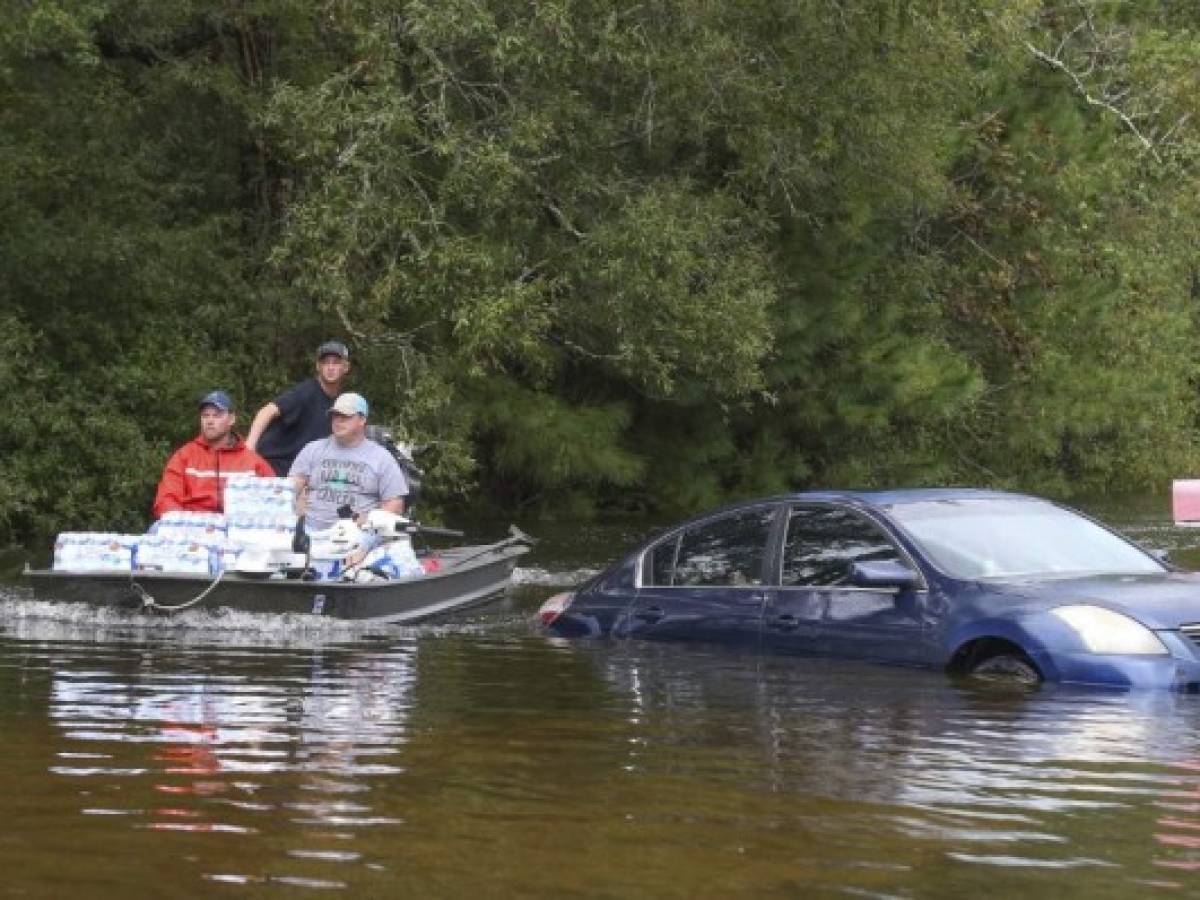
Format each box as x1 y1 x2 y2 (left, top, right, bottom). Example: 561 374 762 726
128 568 226 613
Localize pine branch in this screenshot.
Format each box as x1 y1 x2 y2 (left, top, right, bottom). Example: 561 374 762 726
1024 38 1161 164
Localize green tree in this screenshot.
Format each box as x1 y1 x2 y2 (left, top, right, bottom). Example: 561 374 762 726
4 0 1200 545
931 0 1200 492
0 1 313 537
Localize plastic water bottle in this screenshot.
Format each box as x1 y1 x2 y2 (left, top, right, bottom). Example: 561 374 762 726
136 536 157 571
72 534 93 571
390 535 424 577
53 533 75 571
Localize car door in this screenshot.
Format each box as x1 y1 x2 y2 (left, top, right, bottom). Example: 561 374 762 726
628 504 779 646
763 503 929 664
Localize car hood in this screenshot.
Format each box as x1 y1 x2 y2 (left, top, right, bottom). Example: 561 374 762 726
995 572 1200 629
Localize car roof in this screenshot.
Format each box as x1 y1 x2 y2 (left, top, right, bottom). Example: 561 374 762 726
661 488 1045 533
795 487 1041 507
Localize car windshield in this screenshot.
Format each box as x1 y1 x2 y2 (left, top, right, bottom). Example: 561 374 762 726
886 497 1165 579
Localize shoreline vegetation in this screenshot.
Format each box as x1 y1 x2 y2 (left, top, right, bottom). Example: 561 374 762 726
3 2 1200 544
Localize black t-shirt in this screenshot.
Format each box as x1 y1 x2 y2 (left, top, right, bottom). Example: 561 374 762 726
256 378 336 476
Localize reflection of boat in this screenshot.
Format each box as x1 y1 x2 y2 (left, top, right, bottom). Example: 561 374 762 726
24 530 533 622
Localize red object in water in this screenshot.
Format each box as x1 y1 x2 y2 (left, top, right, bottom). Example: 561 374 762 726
422 557 442 574
538 591 574 626
1172 480 1200 525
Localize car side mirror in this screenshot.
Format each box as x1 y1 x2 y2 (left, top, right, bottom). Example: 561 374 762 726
848 560 921 591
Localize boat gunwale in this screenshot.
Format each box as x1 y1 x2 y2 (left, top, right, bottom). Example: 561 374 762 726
23 537 531 597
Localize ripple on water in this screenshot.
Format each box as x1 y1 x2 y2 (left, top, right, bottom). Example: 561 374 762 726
5 570 1200 895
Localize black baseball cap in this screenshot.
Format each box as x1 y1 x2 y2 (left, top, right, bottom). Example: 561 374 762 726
316 340 350 360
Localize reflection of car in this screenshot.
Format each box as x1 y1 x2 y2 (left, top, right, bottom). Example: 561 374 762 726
538 489 1200 690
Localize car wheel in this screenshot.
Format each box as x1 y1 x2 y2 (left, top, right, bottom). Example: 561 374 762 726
968 652 1041 685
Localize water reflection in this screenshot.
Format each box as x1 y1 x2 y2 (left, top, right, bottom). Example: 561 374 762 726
19 613 418 891
582 643 1200 891
4 590 1200 895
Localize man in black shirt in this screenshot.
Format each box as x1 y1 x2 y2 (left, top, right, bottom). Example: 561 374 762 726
246 340 352 476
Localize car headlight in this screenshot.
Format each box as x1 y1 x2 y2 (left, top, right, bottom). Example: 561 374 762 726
1050 604 1169 655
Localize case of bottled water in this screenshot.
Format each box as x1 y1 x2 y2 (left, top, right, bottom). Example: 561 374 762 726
224 477 297 554
155 511 227 543
54 479 298 577
224 477 296 517
135 536 219 574
226 513 295 550
52 533 140 572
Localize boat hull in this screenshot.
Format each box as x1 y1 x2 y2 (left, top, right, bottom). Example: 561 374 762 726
25 541 528 622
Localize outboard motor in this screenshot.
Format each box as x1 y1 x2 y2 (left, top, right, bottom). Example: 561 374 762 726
365 424 423 512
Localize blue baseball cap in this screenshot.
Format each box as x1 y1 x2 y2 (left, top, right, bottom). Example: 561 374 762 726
329 392 368 417
198 390 234 412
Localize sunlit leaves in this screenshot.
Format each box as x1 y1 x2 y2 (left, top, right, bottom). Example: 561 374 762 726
570 185 774 400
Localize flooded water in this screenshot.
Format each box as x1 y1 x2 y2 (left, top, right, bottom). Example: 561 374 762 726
3 500 1200 897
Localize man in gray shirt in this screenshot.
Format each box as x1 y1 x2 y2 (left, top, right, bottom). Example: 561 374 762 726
289 392 409 531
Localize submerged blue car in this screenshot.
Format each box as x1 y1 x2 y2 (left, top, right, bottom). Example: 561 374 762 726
539 489 1200 690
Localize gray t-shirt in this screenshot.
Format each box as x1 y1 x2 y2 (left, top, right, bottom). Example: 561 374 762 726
289 437 409 530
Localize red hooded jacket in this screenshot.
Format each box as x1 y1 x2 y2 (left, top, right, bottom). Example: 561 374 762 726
152 434 275 519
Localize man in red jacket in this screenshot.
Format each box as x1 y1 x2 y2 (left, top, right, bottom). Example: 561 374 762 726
152 390 276 519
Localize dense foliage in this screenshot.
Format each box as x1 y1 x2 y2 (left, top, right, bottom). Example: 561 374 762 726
2 0 1199 541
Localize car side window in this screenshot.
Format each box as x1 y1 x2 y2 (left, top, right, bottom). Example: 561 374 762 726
782 505 902 587
649 507 776 588
644 537 679 587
